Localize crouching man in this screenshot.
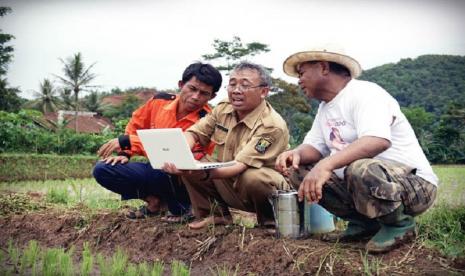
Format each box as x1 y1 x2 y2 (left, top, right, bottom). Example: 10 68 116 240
275 45 438 253
163 61 290 230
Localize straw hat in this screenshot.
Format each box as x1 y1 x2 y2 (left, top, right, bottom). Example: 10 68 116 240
283 44 362 78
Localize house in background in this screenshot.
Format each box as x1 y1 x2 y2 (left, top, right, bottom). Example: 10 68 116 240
101 89 157 107
44 110 114 134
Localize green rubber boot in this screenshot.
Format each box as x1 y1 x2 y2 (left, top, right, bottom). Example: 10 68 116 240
323 214 380 242
366 206 416 253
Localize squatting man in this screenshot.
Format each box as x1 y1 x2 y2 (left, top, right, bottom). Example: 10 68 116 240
275 45 438 253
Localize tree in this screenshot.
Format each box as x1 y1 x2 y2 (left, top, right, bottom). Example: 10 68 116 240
55 52 97 132
0 7 14 76
0 78 21 112
0 6 21 112
60 87 74 110
27 78 61 113
83 90 103 113
202 36 270 73
102 94 141 121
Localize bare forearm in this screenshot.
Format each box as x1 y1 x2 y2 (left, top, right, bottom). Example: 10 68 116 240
210 162 247 179
319 136 390 171
295 144 323 164
185 131 199 149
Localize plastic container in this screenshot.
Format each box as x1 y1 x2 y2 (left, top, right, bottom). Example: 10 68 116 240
303 203 335 234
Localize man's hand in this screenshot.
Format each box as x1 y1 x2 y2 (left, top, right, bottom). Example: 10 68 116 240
102 155 129 166
275 149 300 176
298 160 332 203
97 138 121 158
161 162 208 181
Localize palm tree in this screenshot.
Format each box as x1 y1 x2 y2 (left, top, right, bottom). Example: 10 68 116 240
60 87 74 110
28 78 60 113
55 52 97 132
84 90 103 113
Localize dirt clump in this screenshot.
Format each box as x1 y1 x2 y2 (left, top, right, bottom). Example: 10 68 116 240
0 208 464 275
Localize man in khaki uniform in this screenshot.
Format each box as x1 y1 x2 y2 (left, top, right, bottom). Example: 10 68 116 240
163 61 289 229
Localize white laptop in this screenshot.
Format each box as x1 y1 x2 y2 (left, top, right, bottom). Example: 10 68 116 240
137 128 236 170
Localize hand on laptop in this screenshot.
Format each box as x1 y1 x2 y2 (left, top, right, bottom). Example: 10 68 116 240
162 162 209 181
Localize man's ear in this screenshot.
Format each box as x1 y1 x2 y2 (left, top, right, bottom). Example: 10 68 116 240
178 80 184 90
260 87 270 99
320 61 330 75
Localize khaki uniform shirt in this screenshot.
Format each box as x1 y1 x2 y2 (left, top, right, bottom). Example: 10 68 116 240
187 99 289 169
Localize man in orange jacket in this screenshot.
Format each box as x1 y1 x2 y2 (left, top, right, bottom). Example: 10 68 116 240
93 62 222 221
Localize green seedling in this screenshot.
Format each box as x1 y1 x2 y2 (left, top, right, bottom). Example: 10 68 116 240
171 260 190 276
150 260 165 276
80 242 93 276
209 263 240 276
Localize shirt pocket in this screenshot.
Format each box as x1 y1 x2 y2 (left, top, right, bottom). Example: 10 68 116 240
211 125 228 146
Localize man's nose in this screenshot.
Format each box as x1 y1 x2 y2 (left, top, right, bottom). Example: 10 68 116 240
191 91 201 99
231 86 243 94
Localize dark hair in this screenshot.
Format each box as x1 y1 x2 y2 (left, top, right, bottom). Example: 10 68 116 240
182 62 223 97
328 62 351 77
232 61 272 87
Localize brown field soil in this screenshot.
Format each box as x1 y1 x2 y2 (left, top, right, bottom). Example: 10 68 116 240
0 198 464 275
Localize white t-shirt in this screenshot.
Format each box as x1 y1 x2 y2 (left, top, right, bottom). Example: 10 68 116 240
303 79 438 185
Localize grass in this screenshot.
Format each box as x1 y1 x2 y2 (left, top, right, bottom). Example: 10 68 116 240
0 240 176 276
0 164 464 273
432 165 465 205
0 178 144 210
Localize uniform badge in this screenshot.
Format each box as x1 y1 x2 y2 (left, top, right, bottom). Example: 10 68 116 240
255 138 272 154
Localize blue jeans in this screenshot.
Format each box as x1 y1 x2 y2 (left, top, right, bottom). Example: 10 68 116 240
93 161 190 215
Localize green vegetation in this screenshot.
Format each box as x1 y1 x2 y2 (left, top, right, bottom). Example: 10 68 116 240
55 52 97 132
0 193 46 216
359 55 465 164
209 263 239 276
359 55 465 116
415 165 465 257
0 177 143 210
1 165 463 260
0 153 98 181
0 7 22 113
0 110 112 155
418 203 465 257
202 36 270 73
1 240 171 276
0 153 148 182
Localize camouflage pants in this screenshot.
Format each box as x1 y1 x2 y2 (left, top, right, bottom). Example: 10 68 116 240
288 158 437 219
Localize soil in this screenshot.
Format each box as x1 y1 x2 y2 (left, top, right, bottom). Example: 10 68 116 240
0 202 464 275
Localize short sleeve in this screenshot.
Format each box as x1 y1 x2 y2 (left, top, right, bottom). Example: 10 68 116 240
302 111 330 157
187 108 217 147
352 86 393 141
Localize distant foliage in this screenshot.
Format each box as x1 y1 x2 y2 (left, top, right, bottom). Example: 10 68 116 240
0 110 111 155
360 55 465 164
0 153 97 181
102 94 141 122
268 78 316 146
359 55 465 116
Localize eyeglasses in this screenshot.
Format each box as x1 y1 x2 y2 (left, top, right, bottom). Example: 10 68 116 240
226 83 267 92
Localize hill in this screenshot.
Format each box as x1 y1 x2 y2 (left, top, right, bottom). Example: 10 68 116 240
359 55 465 115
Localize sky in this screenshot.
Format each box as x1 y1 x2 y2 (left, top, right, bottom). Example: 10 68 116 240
2 0 465 105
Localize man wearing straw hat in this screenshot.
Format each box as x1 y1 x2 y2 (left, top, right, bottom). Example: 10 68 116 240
275 45 438 253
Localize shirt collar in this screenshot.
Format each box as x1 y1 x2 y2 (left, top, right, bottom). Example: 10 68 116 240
240 100 267 129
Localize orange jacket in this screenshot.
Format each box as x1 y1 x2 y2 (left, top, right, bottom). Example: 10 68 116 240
118 92 214 159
